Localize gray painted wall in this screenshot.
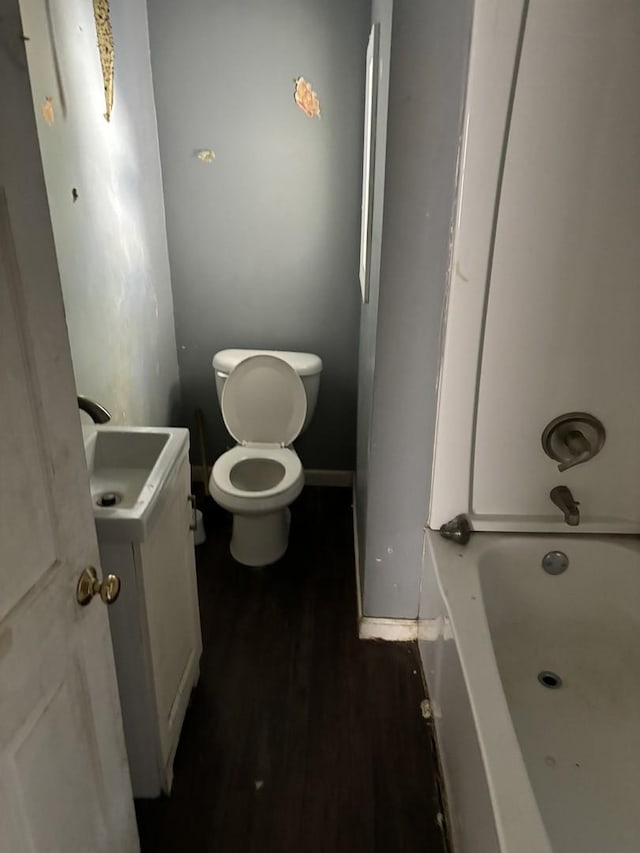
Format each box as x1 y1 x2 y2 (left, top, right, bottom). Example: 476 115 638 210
357 0 473 617
21 0 180 427
147 0 370 470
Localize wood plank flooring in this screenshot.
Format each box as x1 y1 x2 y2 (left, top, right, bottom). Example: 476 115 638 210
135 486 447 852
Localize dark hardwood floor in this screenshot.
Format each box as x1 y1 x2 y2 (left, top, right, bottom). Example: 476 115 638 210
135 486 447 853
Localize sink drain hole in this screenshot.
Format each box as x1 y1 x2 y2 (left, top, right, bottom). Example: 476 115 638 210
97 491 122 507
538 670 562 689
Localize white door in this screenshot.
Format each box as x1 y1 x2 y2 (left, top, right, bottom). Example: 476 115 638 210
0 7 139 853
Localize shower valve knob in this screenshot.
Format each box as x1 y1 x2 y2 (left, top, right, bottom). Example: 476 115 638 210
541 413 605 472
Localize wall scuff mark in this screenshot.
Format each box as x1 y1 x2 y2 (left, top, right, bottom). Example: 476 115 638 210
293 77 320 118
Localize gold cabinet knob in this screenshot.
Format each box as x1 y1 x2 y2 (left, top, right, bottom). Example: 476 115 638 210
76 566 121 606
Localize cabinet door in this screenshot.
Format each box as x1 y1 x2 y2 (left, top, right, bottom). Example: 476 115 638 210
138 457 202 778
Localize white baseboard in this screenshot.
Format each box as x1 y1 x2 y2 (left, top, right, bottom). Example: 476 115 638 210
358 617 419 642
191 464 353 488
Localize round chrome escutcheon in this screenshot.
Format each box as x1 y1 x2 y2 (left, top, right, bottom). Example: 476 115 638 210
542 551 569 575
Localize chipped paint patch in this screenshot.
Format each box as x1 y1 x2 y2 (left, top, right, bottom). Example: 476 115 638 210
196 149 216 163
420 699 432 719
42 96 55 125
294 77 320 118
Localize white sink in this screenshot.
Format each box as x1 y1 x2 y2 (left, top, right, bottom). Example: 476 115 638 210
83 426 190 541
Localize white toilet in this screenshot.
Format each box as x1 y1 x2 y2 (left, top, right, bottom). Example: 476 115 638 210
209 349 322 566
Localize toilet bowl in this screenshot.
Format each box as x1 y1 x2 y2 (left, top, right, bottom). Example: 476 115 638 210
209 354 312 566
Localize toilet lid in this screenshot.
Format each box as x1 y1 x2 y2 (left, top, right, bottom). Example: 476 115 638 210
221 354 307 446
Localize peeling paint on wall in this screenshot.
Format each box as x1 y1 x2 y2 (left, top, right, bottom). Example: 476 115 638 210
294 77 321 118
196 149 216 163
93 0 114 121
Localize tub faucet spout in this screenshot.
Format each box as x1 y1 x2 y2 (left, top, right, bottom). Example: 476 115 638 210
550 485 580 526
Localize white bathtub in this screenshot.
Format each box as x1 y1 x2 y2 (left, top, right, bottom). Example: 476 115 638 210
420 532 640 853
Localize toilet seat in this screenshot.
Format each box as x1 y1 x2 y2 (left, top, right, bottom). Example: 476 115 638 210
212 445 302 499
209 445 304 516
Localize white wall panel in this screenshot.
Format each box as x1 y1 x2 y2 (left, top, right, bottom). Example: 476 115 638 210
472 0 640 529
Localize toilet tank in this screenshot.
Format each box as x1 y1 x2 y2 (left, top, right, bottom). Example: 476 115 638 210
212 349 322 434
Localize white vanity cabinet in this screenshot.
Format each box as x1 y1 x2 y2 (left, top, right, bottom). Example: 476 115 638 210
98 450 202 798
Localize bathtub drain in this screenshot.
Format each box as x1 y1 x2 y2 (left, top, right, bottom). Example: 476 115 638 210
538 670 562 689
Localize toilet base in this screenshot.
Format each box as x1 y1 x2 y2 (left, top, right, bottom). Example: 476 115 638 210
230 508 291 567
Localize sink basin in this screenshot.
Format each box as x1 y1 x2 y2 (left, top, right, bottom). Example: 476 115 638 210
83 426 190 541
